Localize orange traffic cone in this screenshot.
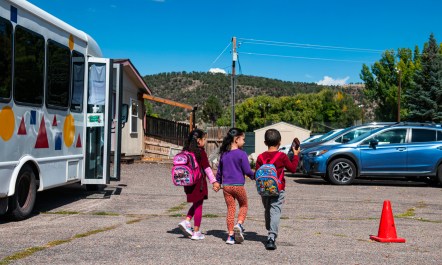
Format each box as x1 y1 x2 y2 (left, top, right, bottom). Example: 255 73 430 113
370 200 406 243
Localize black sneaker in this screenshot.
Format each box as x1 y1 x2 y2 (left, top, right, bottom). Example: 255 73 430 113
265 238 276 250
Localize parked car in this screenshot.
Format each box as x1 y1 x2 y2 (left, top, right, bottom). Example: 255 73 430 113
297 123 393 171
278 129 343 157
302 134 323 143
302 123 442 185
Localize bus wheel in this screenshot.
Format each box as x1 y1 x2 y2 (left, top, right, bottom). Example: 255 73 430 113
9 165 37 220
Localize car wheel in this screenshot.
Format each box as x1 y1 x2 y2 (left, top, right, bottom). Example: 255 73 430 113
8 165 37 220
327 158 356 185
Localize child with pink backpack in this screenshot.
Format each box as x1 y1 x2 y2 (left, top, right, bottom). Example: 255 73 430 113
176 129 220 240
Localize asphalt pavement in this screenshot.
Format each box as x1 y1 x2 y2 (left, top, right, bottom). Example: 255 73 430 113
1 162 441 265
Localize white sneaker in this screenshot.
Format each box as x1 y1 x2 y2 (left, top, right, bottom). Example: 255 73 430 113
191 231 205 240
233 223 244 243
178 220 192 237
226 235 235 245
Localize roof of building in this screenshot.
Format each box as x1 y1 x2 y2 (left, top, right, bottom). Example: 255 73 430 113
254 121 311 133
114 59 151 95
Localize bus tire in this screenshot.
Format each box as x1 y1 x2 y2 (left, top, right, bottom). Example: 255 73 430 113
9 165 37 220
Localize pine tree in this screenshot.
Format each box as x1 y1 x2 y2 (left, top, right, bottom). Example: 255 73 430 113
407 33 442 122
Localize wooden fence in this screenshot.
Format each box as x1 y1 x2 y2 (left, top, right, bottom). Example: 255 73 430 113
143 115 189 159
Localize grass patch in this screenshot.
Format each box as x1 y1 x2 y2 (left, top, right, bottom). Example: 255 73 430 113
202 214 219 218
0 247 46 265
0 225 120 265
92 211 119 216
395 208 416 218
167 202 187 213
73 225 117 239
332 234 347 237
126 218 143 224
280 216 290 220
46 239 72 247
169 213 185 217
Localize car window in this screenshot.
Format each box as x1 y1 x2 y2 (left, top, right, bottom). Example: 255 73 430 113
362 129 407 145
335 127 372 143
411 129 436 142
438 131 442 141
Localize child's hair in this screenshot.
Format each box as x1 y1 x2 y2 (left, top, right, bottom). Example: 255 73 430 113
183 129 206 161
264 129 281 147
219 128 244 156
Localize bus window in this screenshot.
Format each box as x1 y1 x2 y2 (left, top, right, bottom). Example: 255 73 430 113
71 51 85 112
0 17 12 100
14 26 44 105
47 40 70 108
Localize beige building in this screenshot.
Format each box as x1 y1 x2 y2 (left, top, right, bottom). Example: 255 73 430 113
254 122 311 155
113 59 151 159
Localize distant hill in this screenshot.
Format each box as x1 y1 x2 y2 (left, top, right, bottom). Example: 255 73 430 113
143 71 364 122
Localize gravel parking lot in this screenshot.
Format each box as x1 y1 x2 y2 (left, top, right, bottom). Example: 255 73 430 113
1 162 441 265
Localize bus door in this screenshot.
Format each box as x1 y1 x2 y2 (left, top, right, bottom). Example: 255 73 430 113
82 58 113 185
110 62 123 181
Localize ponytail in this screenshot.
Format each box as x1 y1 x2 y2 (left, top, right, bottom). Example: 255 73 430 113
183 129 205 161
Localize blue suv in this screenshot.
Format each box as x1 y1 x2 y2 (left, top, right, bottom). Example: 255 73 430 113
302 123 442 185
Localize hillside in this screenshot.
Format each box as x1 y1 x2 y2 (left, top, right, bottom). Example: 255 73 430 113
143 71 363 122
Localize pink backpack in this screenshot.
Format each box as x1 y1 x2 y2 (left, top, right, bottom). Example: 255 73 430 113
171 151 202 186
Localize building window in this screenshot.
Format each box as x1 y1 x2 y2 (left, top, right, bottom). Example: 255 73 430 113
131 98 138 134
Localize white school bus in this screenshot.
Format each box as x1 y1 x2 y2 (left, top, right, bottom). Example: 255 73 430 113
0 0 127 220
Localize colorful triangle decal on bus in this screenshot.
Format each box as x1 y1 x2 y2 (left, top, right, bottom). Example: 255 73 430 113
35 116 49 148
18 116 27 135
76 133 82 148
52 115 58 126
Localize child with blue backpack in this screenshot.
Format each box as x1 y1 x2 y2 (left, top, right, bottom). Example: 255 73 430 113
216 128 255 245
255 129 300 250
178 129 220 240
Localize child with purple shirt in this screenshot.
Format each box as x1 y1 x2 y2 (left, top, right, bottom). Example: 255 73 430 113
216 128 255 244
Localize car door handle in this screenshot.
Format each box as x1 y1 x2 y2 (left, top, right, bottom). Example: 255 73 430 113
397 147 406 151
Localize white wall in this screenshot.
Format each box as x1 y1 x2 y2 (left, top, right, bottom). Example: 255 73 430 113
254 122 311 155
121 74 144 157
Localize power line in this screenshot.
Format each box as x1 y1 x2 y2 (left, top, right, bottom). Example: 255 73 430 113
239 51 371 63
210 42 231 66
238 37 384 53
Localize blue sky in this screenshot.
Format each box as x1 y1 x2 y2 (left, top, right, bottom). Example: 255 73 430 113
28 0 442 85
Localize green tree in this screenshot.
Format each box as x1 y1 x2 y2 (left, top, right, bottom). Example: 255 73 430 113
360 50 398 121
406 33 442 122
202 95 223 125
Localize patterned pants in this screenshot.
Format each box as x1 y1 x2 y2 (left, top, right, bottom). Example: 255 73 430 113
223 186 248 232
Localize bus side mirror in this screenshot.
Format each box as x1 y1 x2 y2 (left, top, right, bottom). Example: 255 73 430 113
121 104 129 124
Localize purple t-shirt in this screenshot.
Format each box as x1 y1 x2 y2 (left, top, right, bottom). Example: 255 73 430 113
216 149 254 185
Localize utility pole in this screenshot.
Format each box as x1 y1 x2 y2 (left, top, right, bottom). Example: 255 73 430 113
231 36 237 128
398 70 401 122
